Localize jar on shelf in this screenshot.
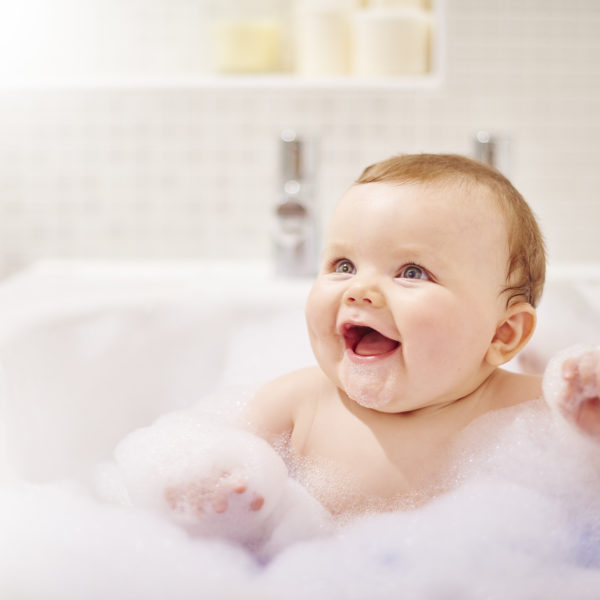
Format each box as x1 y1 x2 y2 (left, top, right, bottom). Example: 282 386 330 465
292 0 360 77
210 0 290 74
352 2 431 76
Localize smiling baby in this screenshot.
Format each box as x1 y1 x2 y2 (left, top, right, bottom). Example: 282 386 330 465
247 153 550 513
105 154 600 554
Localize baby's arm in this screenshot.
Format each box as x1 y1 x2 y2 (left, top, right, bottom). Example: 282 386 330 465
96 368 328 556
240 367 318 441
544 346 600 440
162 369 313 522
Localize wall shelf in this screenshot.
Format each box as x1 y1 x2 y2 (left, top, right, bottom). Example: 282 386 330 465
0 72 443 92
0 0 446 92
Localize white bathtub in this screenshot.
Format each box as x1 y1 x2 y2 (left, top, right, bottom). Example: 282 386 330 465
0 260 315 483
1 259 599 599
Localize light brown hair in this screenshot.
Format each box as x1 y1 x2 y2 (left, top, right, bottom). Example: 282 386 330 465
356 153 546 307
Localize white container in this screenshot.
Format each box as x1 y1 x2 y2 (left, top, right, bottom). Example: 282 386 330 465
352 7 430 76
294 2 357 77
213 20 283 73
211 0 287 73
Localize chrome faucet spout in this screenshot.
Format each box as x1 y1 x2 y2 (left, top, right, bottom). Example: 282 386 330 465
273 130 318 277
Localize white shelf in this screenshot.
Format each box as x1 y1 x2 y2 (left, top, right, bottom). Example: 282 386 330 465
1 0 446 92
0 72 443 91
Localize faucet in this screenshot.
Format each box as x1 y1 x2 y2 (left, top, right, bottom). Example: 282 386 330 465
473 131 512 176
273 130 318 277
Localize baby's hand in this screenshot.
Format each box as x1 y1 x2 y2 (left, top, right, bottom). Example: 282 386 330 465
164 468 265 518
557 349 600 439
97 408 332 559
100 411 289 545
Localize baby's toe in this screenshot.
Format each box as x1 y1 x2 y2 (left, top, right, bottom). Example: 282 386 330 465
211 493 229 514
250 494 265 511
224 471 247 494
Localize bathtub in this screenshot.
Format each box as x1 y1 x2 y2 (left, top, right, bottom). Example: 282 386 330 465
0 259 316 483
1 259 599 599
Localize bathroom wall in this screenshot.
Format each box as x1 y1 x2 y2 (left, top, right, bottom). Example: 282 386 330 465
0 0 599 275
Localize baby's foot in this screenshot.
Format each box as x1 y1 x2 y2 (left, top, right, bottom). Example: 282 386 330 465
558 350 600 439
164 469 265 519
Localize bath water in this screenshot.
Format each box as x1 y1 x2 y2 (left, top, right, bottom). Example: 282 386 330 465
2 358 600 599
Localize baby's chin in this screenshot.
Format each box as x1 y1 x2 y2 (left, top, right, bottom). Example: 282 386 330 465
340 362 399 410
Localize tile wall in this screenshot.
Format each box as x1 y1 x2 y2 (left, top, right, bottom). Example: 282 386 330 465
0 0 599 276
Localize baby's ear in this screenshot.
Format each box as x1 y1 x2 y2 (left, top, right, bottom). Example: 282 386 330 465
485 302 537 367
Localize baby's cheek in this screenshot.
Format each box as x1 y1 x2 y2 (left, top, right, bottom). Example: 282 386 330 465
306 288 340 348
407 305 466 348
408 306 491 370
305 309 329 357
305 287 329 335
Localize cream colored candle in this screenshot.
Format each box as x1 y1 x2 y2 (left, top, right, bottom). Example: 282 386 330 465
352 7 430 76
295 9 351 76
212 18 283 73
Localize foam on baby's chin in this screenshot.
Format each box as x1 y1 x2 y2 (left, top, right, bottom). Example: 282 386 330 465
340 361 398 409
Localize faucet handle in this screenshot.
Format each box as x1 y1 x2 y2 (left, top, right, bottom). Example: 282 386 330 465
473 131 496 166
280 129 304 183
280 129 318 185
473 130 512 176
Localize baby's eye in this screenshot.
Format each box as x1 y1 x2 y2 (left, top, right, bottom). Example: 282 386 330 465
333 259 356 274
397 265 429 281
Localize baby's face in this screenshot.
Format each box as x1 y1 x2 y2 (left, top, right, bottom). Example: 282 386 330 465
305 180 512 413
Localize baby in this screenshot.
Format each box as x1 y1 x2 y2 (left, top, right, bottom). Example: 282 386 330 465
103 154 600 555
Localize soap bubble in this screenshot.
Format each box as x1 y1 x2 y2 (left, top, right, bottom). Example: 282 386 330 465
2 354 600 599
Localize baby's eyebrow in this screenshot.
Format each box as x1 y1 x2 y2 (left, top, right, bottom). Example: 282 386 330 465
323 242 351 256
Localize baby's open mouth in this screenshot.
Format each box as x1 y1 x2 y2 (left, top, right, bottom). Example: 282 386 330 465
342 324 400 357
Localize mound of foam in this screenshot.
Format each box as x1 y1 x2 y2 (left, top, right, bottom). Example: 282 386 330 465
258 478 600 600
3 472 599 600
258 354 600 597
100 411 288 533
3 354 600 599
97 408 331 559
0 481 257 600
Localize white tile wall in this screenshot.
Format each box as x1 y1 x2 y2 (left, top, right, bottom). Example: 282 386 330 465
1 0 600 275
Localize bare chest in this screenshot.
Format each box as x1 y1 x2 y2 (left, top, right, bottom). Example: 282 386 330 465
289 398 454 514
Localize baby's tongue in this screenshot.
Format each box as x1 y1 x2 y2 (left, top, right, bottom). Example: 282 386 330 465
354 330 398 356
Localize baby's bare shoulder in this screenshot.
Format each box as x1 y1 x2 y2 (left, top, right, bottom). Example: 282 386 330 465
491 369 543 408
245 367 324 438
259 366 324 398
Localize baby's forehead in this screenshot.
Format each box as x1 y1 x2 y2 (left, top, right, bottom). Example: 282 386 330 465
339 178 504 220
331 181 510 262
330 180 509 247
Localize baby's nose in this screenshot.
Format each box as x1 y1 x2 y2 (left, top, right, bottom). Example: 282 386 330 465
343 284 385 308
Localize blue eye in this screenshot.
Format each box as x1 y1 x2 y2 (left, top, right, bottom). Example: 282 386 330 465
398 265 429 280
334 259 356 274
